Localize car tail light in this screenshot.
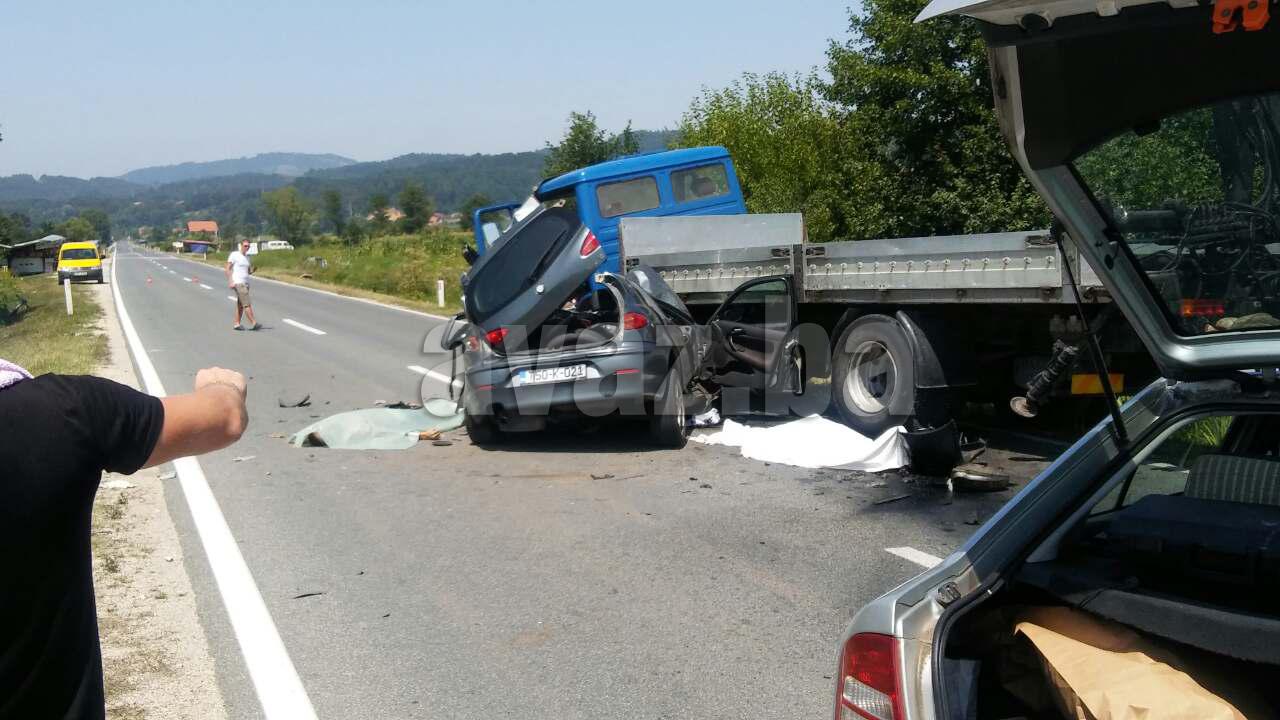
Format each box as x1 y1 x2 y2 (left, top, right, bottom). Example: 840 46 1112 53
580 231 600 257
622 311 648 330
1180 298 1226 318
484 327 508 348
834 633 903 720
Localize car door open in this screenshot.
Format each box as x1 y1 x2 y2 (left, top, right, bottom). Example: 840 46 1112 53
708 276 799 392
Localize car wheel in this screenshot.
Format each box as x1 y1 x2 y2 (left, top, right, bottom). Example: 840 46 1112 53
649 377 690 449
831 314 915 436
464 412 502 446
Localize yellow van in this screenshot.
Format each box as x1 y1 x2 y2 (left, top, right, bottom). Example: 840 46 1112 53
57 241 104 284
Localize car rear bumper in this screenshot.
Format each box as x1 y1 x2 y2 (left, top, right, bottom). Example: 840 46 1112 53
463 343 674 429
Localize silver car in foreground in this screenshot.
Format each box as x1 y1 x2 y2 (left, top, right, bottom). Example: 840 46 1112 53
835 2 1280 718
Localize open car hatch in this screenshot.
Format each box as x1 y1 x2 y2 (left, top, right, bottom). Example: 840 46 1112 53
922 0 1280 380
461 204 605 338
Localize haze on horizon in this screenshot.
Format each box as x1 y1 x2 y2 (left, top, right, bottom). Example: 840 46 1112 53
1 0 846 180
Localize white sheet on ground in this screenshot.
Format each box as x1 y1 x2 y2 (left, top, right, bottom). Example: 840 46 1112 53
691 415 907 471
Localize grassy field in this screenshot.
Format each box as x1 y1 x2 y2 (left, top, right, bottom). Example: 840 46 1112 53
194 231 471 315
0 270 107 375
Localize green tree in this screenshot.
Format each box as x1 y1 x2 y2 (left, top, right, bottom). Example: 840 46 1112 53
321 189 345 235
0 213 29 246
342 217 366 245
543 111 643 177
398 182 432 233
261 187 314 245
367 193 391 236
823 0 1047 238
458 193 493 231
150 225 170 246
57 217 95 242
677 72 846 241
80 208 112 243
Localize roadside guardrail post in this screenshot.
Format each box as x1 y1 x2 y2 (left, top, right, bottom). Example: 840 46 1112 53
437 279 445 307
64 277 73 315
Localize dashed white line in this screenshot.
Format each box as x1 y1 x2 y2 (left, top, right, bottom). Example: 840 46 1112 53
227 295 237 302
282 318 326 335
168 270 176 274
182 276 193 282
199 283 213 290
109 257 317 719
408 364 462 388
885 547 943 569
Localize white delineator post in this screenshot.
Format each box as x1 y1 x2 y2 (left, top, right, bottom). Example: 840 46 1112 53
64 278 73 315
437 279 445 307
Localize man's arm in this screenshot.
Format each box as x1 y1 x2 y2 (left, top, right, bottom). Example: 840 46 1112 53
225 258 235 287
146 367 248 467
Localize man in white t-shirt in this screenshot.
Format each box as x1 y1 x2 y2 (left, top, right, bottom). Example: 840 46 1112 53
225 239 259 330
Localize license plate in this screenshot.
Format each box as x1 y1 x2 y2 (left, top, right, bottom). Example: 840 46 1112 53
74 271 87 276
513 364 589 387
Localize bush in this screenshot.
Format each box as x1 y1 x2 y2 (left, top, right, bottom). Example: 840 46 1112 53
0 268 24 317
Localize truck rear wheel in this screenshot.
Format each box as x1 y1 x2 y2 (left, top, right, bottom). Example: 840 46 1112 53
832 314 915 436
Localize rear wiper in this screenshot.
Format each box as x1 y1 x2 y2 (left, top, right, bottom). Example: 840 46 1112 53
526 228 572 282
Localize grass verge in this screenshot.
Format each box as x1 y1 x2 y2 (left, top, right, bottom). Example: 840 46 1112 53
0 272 107 375
188 231 470 316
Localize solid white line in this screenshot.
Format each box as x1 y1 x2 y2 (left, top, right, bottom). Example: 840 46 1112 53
885 547 943 569
109 256 318 720
174 256 451 320
199 283 213 290
282 318 326 336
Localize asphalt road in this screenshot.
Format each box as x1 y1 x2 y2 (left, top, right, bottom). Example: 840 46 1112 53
111 242 1052 720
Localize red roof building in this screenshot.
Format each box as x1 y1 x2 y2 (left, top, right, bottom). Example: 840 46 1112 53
187 220 219 235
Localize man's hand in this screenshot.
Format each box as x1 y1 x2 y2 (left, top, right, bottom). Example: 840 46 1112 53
146 367 249 467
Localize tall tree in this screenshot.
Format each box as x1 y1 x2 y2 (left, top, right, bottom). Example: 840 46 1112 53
678 72 846 241
543 111 643 177
458 193 493 231
80 208 112 243
261 187 314 245
823 0 1047 238
57 217 95 242
367 193 391 236
321 189 345 235
398 182 432 233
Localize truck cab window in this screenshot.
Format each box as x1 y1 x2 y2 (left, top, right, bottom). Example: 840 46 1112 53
672 163 729 203
597 176 660 218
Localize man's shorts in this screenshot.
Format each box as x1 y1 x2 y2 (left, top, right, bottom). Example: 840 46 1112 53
234 283 251 307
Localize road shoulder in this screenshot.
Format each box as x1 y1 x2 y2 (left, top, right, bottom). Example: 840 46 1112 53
90 261 229 720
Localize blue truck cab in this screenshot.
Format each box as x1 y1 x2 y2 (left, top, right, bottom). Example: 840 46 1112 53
472 146 746 275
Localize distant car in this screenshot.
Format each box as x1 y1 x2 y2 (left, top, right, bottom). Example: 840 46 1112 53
833 3 1280 719
454 200 803 448
261 240 294 251
56 241 103 284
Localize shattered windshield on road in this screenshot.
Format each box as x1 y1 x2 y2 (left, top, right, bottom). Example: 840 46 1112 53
1074 93 1280 337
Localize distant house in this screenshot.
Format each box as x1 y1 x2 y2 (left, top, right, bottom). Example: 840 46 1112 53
187 220 219 236
428 212 445 226
367 207 405 223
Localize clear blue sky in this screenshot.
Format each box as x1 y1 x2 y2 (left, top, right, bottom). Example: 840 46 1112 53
1 1 851 179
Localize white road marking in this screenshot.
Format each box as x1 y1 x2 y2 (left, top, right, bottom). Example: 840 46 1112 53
885 547 943 569
282 318 326 335
199 283 213 290
183 276 193 282
227 295 237 302
109 257 317 719
408 364 462 389
168 270 176 274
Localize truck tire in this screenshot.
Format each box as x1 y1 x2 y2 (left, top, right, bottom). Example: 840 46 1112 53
464 411 502 447
649 378 690 448
831 314 915 436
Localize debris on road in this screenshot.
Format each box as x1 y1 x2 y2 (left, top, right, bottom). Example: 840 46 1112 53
277 392 311 408
903 421 962 477
291 398 464 450
102 479 135 490
691 415 908 471
950 464 1012 492
291 591 325 600
157 471 177 481
591 473 615 480
691 407 721 427
232 455 255 463
431 439 452 447
872 493 913 506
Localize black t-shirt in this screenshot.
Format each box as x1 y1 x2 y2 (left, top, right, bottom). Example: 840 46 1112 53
0 375 164 720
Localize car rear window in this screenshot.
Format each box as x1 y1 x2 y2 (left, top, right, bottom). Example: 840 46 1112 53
597 176 660 218
466 205 582 320
60 248 97 260
671 163 730 203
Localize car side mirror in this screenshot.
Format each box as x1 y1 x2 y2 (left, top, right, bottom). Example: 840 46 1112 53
441 313 469 351
462 244 479 266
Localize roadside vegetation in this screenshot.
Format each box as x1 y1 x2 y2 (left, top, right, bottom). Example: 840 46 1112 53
0 271 106 375
200 230 470 314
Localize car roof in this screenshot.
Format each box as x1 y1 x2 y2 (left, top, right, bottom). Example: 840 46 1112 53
60 241 97 249
536 146 731 198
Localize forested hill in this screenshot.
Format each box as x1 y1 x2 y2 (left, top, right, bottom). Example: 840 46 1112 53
122 152 356 185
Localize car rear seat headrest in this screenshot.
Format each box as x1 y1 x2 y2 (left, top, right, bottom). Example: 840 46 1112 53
1185 453 1280 507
